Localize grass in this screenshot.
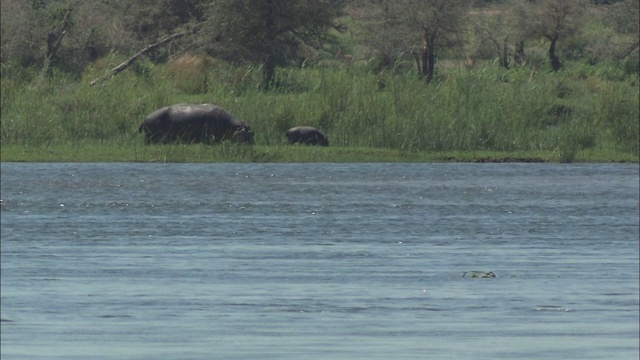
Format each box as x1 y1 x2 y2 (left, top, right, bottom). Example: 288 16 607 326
2 142 637 163
1 56 638 163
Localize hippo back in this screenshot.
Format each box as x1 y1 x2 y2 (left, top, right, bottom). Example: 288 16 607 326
140 103 253 144
168 104 241 129
286 126 328 146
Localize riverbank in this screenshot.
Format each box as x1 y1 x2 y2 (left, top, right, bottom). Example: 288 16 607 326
1 143 637 163
2 58 638 164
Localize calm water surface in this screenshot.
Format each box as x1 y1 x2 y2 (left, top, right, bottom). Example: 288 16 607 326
1 163 638 359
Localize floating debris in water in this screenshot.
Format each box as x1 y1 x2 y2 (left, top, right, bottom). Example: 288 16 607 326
462 271 497 278
534 305 572 312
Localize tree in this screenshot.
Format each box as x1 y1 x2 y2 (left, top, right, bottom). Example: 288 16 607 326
609 0 639 61
355 0 470 83
42 5 74 78
515 0 586 71
0 0 70 69
350 0 411 70
1 0 139 75
203 0 341 88
414 0 470 82
122 0 206 61
469 13 512 69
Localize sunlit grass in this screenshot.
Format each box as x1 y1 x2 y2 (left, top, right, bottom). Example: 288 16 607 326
1 57 638 163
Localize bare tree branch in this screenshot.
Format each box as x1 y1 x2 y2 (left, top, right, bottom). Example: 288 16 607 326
89 30 192 86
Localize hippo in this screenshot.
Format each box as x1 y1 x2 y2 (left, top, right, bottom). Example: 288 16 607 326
462 271 496 278
138 103 254 144
285 126 329 146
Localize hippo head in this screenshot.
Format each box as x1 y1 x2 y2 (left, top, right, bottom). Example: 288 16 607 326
320 136 329 146
232 126 255 144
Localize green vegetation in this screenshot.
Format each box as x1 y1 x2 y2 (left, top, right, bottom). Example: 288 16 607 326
1 0 638 163
2 61 637 163
3 142 636 163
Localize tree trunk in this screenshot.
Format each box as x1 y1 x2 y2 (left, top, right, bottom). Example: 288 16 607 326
263 55 276 89
413 50 421 75
421 29 436 83
549 36 562 71
42 7 74 78
262 0 276 89
514 40 525 67
501 35 509 69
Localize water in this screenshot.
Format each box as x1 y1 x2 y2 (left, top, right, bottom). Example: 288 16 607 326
1 162 638 360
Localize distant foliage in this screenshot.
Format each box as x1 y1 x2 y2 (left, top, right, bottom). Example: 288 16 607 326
122 0 206 62
1 0 638 81
515 0 586 71
201 0 341 88
352 0 470 81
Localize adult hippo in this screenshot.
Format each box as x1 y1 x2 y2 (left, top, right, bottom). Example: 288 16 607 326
138 103 254 144
285 126 329 146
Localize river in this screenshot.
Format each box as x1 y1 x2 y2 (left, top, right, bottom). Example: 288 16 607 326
1 162 638 359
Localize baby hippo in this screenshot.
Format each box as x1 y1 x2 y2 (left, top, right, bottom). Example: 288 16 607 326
285 126 329 146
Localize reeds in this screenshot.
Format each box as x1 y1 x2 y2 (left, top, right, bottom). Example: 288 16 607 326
1 58 638 162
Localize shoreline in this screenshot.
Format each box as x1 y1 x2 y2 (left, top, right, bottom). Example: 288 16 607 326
2 144 637 163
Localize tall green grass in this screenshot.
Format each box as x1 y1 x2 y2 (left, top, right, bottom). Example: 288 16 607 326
1 57 638 162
